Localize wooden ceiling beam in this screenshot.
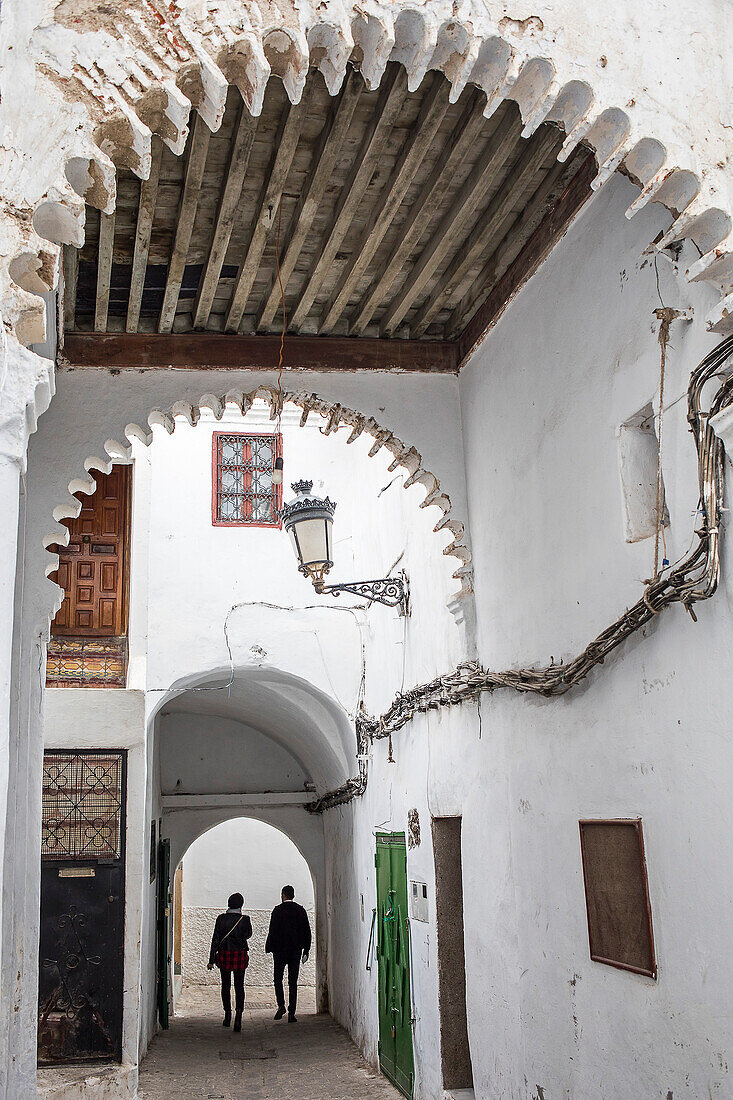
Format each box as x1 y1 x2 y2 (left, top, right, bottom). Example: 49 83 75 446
194 99 257 329
94 210 116 333
126 138 163 333
410 126 560 337
379 109 519 337
224 86 313 333
256 68 364 331
446 154 571 339
159 114 211 334
349 92 487 336
63 245 78 333
62 332 458 373
289 63 407 333
319 74 451 335
457 153 596 364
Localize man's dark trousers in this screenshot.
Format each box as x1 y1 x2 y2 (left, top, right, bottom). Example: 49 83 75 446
273 949 302 1015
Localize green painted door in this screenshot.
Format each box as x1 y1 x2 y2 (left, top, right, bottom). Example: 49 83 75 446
376 833 414 1098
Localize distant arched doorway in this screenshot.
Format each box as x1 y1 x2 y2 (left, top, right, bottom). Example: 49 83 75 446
172 818 316 1013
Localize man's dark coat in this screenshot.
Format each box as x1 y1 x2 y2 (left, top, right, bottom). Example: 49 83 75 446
265 901 312 956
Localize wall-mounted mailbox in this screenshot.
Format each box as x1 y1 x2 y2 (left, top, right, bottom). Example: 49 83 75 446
410 879 429 922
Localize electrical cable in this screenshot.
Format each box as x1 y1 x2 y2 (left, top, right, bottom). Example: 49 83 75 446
653 308 673 575
274 200 286 452
311 334 733 812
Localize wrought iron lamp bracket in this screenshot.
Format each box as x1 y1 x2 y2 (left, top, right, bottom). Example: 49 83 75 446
315 571 410 615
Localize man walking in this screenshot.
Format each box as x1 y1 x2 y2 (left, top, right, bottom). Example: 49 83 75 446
265 885 312 1023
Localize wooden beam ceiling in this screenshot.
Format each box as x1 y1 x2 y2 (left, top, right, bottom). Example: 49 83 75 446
224 84 314 332
348 91 487 337
94 210 115 333
194 106 257 328
159 113 211 333
409 123 559 337
319 72 450 335
62 333 458 372
127 138 162 332
256 67 364 331
456 153 597 365
288 64 407 332
378 105 519 337
65 62 595 363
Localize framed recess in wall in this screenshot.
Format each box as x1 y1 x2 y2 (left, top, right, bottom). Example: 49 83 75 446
579 818 657 979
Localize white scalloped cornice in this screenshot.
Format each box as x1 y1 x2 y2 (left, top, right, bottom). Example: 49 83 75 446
0 0 730 347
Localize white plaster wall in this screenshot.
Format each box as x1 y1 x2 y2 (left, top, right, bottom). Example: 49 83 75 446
179 818 315 988
134 395 468 1067
454 171 733 1097
141 399 464 716
159 713 310 795
13 112 733 1100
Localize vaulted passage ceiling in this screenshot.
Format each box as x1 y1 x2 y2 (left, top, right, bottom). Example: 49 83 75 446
65 62 594 359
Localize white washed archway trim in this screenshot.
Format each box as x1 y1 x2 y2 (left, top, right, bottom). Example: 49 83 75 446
43 385 472 607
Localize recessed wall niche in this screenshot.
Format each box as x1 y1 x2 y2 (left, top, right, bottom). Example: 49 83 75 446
617 402 669 543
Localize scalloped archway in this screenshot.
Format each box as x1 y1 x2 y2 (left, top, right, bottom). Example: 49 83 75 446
40 385 473 616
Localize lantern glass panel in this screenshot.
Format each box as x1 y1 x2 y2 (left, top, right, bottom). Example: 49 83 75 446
288 516 333 570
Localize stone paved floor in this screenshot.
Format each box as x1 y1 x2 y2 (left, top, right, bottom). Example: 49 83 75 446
138 985 402 1100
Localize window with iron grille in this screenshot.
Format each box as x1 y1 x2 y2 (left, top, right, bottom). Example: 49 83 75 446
41 751 125 861
212 433 282 527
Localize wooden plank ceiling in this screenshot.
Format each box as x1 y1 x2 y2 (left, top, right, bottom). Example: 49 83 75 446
66 62 593 349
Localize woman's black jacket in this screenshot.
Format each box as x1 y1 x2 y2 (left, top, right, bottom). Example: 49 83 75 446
209 911 253 965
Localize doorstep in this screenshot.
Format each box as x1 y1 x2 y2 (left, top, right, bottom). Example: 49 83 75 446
444 1091 475 1100
37 1061 137 1100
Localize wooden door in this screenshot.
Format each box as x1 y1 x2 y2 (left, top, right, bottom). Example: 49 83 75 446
52 466 131 637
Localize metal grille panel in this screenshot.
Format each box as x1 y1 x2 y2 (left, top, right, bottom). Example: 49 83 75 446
41 752 124 861
213 433 282 526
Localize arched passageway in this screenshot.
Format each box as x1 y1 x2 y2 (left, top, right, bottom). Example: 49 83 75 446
147 665 358 1028
7 7 733 1100
142 824 395 1100
171 818 317 1006
36 390 467 1096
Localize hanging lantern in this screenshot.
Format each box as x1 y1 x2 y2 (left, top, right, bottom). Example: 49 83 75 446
280 480 336 589
280 478 409 613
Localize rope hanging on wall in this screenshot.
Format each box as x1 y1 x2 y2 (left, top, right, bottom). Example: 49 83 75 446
310 334 733 813
652 305 683 577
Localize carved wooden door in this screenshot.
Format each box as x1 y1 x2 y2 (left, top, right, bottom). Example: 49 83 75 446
52 466 131 637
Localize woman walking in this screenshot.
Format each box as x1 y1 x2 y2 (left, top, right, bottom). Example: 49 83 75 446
207 892 252 1032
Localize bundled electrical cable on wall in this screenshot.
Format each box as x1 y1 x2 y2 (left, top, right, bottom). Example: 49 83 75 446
309 334 733 813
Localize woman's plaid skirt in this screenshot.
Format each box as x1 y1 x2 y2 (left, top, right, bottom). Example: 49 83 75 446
217 948 249 972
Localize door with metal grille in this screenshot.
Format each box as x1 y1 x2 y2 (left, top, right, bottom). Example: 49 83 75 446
376 833 414 1098
38 751 126 1065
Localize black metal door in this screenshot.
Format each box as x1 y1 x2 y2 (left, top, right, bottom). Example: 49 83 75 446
38 751 126 1065
156 837 171 1029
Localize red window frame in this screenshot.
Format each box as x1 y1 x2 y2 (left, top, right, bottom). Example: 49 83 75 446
212 432 283 528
